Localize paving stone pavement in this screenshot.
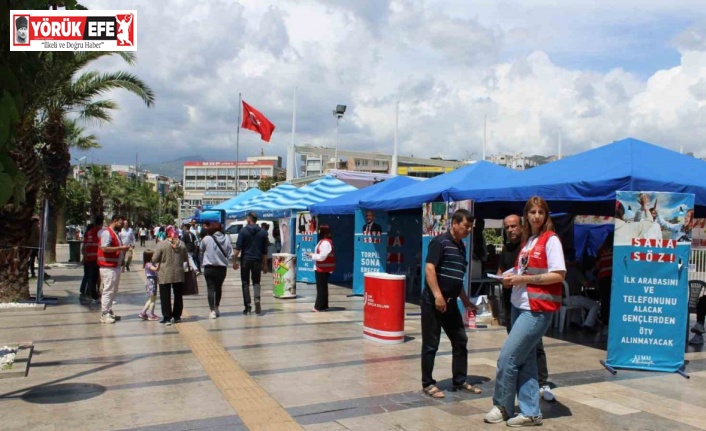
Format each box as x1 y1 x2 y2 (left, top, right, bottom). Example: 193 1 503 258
1 243 706 430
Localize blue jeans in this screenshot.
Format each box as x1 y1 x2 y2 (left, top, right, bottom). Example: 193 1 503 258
492 305 553 417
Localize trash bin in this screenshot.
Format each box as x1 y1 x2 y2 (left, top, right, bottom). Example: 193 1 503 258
68 240 81 263
272 253 297 298
363 273 406 344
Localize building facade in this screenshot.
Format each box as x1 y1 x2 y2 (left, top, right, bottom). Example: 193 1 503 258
182 157 284 208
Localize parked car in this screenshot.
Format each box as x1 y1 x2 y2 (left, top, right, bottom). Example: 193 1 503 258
225 220 277 250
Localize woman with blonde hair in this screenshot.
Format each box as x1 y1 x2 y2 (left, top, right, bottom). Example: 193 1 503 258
484 196 566 427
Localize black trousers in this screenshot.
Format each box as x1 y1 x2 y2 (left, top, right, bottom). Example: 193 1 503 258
204 266 227 311
80 261 99 299
314 271 330 311
140 235 146 247
505 305 550 387
241 259 262 306
697 296 706 324
29 249 38 277
160 282 183 320
598 276 612 326
421 301 468 388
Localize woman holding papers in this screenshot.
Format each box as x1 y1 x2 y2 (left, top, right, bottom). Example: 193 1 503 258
484 196 566 427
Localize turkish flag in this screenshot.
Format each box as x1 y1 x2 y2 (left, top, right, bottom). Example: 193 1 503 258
241 100 275 142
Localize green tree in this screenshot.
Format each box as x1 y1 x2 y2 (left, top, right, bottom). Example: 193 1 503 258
39 50 154 262
65 177 89 226
0 1 155 300
258 176 275 192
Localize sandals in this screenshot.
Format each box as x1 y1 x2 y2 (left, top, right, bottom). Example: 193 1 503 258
452 382 482 394
423 384 445 399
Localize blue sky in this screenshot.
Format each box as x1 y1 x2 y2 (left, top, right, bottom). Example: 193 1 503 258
70 0 706 167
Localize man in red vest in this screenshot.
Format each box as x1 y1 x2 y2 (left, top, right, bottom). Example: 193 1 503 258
97 215 130 324
80 214 104 303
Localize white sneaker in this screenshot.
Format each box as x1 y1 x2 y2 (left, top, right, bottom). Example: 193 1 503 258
100 313 116 324
483 406 508 424
210 310 217 319
540 385 555 402
215 307 220 317
507 413 543 427
691 323 705 334
689 334 704 345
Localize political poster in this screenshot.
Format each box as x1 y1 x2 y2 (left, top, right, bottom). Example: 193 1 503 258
295 211 317 283
421 202 448 293
353 209 388 295
606 191 694 372
387 211 422 302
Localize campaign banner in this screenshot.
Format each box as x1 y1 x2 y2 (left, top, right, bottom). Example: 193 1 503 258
389 211 423 301
421 202 449 293
353 209 388 295
278 217 293 254
11 10 137 51
606 191 694 372
295 212 317 283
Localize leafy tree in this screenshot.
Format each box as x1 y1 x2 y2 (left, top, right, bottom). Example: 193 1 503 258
258 176 275 192
0 0 154 300
65 177 89 226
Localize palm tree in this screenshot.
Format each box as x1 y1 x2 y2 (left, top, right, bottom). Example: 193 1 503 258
0 47 154 299
38 51 155 263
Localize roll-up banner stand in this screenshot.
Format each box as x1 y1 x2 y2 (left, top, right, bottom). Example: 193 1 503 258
295 211 318 283
602 191 693 377
353 209 388 295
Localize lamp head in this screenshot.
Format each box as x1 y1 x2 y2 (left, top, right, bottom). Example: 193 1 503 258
334 104 346 116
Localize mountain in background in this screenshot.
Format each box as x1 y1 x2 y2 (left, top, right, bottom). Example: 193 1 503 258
142 155 205 180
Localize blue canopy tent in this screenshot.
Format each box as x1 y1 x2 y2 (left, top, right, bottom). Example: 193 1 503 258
359 161 518 211
225 183 298 219
309 176 421 215
452 138 706 218
229 176 357 219
195 188 263 222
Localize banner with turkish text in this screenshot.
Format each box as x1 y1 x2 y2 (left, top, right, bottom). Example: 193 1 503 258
353 209 388 295
295 212 317 283
606 191 693 372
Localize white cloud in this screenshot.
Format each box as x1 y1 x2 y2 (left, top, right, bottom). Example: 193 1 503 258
74 0 706 167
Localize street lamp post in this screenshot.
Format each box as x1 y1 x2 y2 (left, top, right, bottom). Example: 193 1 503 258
332 104 346 170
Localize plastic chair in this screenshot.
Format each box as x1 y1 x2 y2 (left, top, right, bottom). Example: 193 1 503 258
686 280 706 350
688 280 706 315
556 281 585 332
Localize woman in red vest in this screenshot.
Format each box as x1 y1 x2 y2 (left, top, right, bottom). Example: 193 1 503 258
308 225 335 312
484 196 566 427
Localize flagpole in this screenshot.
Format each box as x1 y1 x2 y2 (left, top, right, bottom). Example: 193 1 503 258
391 101 399 175
287 87 297 181
236 93 241 196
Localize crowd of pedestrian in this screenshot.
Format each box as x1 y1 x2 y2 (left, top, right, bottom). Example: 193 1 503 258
26 193 651 428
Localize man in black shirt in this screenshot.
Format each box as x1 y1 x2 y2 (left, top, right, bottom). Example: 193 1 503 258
421 209 480 399
497 214 556 403
234 212 269 315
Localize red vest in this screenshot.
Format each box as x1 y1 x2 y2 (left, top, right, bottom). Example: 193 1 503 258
524 231 563 312
597 247 613 280
83 226 100 262
315 238 335 273
97 228 121 267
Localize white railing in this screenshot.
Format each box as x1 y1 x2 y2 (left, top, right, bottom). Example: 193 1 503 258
689 248 706 282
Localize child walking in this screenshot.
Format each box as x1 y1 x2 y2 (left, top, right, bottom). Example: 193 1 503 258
139 249 160 321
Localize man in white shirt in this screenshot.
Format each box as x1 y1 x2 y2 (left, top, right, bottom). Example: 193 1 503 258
119 222 136 271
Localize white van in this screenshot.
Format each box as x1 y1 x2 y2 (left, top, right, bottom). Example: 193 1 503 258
225 220 277 252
